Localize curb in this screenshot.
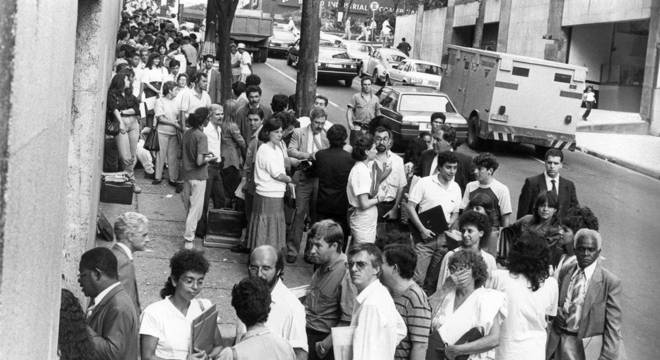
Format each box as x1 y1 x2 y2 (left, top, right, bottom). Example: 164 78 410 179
575 145 660 180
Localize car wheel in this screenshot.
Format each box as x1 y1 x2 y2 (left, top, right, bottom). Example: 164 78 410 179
467 115 484 150
343 78 354 87
292 56 299 68
372 70 380 85
286 55 292 66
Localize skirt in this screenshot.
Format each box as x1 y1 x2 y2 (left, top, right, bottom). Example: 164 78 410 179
247 193 286 251
349 206 377 244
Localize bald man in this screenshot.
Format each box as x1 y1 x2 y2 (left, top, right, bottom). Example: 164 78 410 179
244 246 308 360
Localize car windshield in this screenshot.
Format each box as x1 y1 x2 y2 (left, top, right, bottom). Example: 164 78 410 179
273 30 295 41
331 52 350 59
399 94 455 112
387 54 406 62
415 64 441 75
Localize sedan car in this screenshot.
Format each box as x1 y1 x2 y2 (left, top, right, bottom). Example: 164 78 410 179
286 38 342 67
343 41 374 73
389 59 443 89
269 29 297 58
375 86 467 152
316 47 360 87
362 47 408 85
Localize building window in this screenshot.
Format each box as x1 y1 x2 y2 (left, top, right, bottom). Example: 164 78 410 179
512 66 529 77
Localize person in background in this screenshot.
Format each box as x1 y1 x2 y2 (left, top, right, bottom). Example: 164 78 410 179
581 85 596 120
110 212 149 313
380 244 432 360
230 43 242 84
196 104 225 237
396 37 411 56
180 36 198 79
221 98 247 208
153 81 182 185
78 247 139 360
344 16 352 40
304 220 356 360
372 126 407 236
202 54 222 105
167 42 187 76
346 77 380 142
179 72 211 127
461 152 513 228
236 85 273 143
140 249 222 360
58 289 96 360
237 43 252 82
162 58 180 85
219 277 296 360
348 243 407 360
246 245 308 359
142 53 167 101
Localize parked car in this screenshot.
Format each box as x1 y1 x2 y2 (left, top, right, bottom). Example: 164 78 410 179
343 41 374 73
389 59 443 89
362 48 408 85
286 37 342 67
374 86 468 152
269 29 297 58
287 42 359 86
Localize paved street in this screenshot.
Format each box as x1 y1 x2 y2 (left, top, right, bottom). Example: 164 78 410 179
253 59 660 358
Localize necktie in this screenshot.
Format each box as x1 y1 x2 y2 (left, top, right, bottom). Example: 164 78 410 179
565 269 586 330
86 299 96 318
551 179 557 196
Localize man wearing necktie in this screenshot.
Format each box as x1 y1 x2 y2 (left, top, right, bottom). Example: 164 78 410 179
517 148 579 219
547 229 623 360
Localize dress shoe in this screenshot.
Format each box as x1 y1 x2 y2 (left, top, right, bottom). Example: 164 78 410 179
152 179 163 185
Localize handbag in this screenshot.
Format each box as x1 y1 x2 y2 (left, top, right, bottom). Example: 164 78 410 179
105 115 120 136
143 126 160 151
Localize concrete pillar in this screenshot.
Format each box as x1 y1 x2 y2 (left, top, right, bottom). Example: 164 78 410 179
643 1 660 134
497 0 512 52
413 2 424 59
442 0 456 61
544 0 570 62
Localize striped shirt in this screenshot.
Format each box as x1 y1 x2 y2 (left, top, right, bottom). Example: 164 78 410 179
393 282 432 360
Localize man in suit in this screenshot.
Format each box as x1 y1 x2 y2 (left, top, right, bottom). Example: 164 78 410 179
78 247 139 360
517 148 578 219
202 54 222 104
111 212 149 313
547 229 623 360
415 125 474 194
286 107 330 263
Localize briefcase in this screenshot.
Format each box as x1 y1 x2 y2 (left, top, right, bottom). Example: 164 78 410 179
410 205 448 244
100 180 133 205
203 208 246 248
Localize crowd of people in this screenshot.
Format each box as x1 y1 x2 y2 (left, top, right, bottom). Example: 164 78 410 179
57 2 624 360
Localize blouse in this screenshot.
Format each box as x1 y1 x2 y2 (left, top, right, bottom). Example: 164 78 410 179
254 142 287 197
107 90 140 116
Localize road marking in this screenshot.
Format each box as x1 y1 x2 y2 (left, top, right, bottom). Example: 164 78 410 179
264 62 342 110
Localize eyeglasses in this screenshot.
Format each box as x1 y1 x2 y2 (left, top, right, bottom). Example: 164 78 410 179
346 261 369 270
374 137 390 143
248 265 273 273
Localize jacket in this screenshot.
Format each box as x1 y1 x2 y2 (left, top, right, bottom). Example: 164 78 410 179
87 284 139 360
110 243 140 313
517 173 578 219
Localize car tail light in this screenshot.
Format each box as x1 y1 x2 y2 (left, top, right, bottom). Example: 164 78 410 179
498 106 506 115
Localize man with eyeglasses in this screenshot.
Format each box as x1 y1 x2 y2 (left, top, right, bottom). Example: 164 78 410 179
372 126 406 237
348 243 407 360
243 245 308 360
286 108 330 263
78 247 139 360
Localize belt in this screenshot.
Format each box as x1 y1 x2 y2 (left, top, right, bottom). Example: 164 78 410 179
559 328 578 336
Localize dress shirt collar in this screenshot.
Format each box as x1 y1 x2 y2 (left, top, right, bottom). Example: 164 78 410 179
93 282 121 307
355 278 382 304
544 172 560 189
116 242 133 260
271 278 286 304
575 259 598 284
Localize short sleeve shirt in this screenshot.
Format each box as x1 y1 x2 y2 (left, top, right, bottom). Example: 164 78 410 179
460 179 512 227
348 92 380 125
374 152 408 202
393 282 432 360
181 90 211 116
182 128 208 180
154 96 179 135
408 175 462 222
347 161 373 208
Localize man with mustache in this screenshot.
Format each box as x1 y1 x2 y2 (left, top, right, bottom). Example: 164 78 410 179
373 126 407 238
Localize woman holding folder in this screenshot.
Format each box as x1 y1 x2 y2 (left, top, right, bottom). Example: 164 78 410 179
139 249 222 360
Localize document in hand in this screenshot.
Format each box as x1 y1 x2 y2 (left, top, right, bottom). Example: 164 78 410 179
331 326 355 360
191 304 218 355
411 205 449 243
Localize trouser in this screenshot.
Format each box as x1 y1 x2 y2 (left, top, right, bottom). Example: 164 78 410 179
103 137 123 172
136 139 154 174
557 333 585 360
306 328 333 360
116 116 140 178
183 179 207 241
155 132 180 181
221 165 241 208
582 101 593 119
413 236 449 292
287 176 318 257
197 164 225 236
376 201 398 239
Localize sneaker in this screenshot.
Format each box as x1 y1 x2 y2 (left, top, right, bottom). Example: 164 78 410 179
133 184 142 194
184 241 194 249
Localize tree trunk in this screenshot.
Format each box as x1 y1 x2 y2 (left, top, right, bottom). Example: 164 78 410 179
472 0 486 48
210 0 239 103
295 0 321 117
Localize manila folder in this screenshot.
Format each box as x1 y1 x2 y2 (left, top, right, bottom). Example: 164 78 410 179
191 304 218 354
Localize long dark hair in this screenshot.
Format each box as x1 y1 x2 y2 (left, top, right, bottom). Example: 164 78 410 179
109 71 132 97
258 117 283 143
58 289 96 360
532 191 560 224
507 233 550 291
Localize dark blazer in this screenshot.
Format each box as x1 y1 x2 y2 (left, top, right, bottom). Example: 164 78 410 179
87 284 139 360
546 262 623 360
313 147 355 216
110 243 140 312
414 149 474 194
207 69 222 104
236 103 273 145
517 173 578 219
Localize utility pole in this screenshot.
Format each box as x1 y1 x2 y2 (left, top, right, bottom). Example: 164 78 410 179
206 0 239 102
413 1 424 58
472 0 486 49
295 0 321 117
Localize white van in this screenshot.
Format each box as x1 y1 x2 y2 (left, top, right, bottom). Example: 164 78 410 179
441 45 587 153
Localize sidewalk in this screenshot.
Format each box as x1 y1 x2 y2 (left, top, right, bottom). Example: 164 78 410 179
99 171 313 325
575 109 660 180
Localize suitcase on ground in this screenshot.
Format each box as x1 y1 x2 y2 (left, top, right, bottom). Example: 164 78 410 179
100 180 133 205
203 208 246 248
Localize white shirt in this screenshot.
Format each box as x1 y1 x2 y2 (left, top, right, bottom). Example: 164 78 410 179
347 161 373 208
544 172 560 195
350 280 407 360
142 66 168 84
204 122 222 158
374 151 407 202
254 142 287 197
92 282 121 309
140 298 212 360
460 179 513 215
408 175 461 220
181 89 211 116
435 249 497 294
115 242 133 261
267 279 308 352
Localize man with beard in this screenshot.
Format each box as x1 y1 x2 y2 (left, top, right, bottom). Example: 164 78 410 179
245 245 308 360
304 220 356 360
236 85 273 142
373 126 407 237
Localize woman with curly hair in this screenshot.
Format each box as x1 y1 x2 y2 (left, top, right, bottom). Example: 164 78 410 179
427 251 506 360
492 233 558 360
218 277 295 360
58 289 97 360
139 249 222 360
